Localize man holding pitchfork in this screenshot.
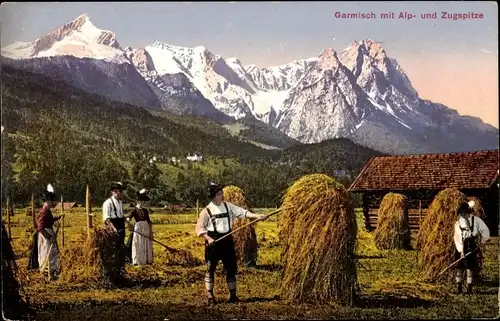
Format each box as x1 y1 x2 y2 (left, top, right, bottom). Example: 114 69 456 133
195 182 268 304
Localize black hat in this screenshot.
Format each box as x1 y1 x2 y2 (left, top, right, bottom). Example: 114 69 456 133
137 188 150 202
40 184 56 202
208 182 224 199
458 202 472 215
110 181 125 191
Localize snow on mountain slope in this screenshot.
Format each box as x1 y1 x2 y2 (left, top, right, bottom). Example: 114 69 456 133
145 41 286 120
244 58 317 92
1 13 124 62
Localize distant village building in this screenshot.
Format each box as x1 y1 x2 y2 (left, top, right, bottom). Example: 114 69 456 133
170 157 180 164
53 202 81 210
186 153 203 162
334 169 348 178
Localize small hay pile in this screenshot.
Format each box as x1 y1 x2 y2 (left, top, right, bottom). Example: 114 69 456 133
374 193 412 250
160 242 202 267
278 173 358 305
369 279 444 301
223 185 258 267
416 188 467 282
59 227 125 285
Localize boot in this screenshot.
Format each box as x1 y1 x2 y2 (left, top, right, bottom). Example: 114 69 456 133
228 289 239 303
457 283 463 294
466 283 473 295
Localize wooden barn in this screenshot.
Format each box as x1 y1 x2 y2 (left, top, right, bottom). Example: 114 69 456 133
53 202 81 210
348 150 499 236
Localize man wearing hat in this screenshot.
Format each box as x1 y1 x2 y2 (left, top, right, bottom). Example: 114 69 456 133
102 181 126 245
453 201 490 294
36 184 64 279
195 182 268 304
126 188 153 265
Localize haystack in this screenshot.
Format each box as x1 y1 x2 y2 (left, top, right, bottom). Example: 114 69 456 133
278 173 357 305
59 227 126 285
416 188 467 282
374 193 412 250
223 185 258 267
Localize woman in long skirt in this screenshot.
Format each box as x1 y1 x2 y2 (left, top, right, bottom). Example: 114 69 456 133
126 188 153 265
36 184 64 278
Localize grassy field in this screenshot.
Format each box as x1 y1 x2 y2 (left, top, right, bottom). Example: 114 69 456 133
6 207 499 320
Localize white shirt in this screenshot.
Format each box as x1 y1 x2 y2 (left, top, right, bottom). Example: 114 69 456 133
453 215 490 253
102 196 124 221
195 201 248 236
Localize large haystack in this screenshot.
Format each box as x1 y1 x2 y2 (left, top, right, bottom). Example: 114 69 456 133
223 185 258 267
416 188 467 282
374 193 412 250
278 174 357 305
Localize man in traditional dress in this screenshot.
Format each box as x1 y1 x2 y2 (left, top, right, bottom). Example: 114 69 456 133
453 201 490 294
126 188 153 265
195 182 268 304
102 181 126 244
36 184 64 279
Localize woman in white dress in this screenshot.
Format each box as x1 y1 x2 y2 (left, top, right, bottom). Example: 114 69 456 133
126 189 153 265
36 184 64 279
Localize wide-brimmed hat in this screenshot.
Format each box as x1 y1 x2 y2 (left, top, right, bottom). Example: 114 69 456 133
110 181 125 191
137 188 150 202
457 202 472 215
40 184 56 202
208 182 224 199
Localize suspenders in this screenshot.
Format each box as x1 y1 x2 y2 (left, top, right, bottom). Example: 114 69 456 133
206 202 231 234
109 198 121 219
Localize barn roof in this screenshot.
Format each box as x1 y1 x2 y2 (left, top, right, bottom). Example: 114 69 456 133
348 150 499 192
53 202 80 210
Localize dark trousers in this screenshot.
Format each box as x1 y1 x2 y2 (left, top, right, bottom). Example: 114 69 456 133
455 237 479 270
108 218 126 245
204 232 237 285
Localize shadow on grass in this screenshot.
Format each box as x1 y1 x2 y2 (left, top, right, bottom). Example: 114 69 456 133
252 264 283 271
242 295 280 303
355 295 436 309
356 255 385 259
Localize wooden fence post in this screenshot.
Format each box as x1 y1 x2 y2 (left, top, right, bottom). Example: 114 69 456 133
86 185 92 238
31 193 36 229
419 200 422 229
60 195 65 247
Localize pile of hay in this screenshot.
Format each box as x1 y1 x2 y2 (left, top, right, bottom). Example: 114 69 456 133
223 185 258 267
160 242 202 267
416 188 467 282
374 193 412 250
278 173 358 305
59 227 126 285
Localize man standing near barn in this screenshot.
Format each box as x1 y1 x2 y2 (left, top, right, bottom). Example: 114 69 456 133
195 182 267 304
453 201 490 294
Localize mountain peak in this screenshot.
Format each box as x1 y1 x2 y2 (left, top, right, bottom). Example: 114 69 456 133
317 48 340 68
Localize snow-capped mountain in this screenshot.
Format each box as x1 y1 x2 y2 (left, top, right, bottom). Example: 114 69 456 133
273 40 498 153
2 14 497 155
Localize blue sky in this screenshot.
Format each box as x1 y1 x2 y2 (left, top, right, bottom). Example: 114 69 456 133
0 1 498 126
